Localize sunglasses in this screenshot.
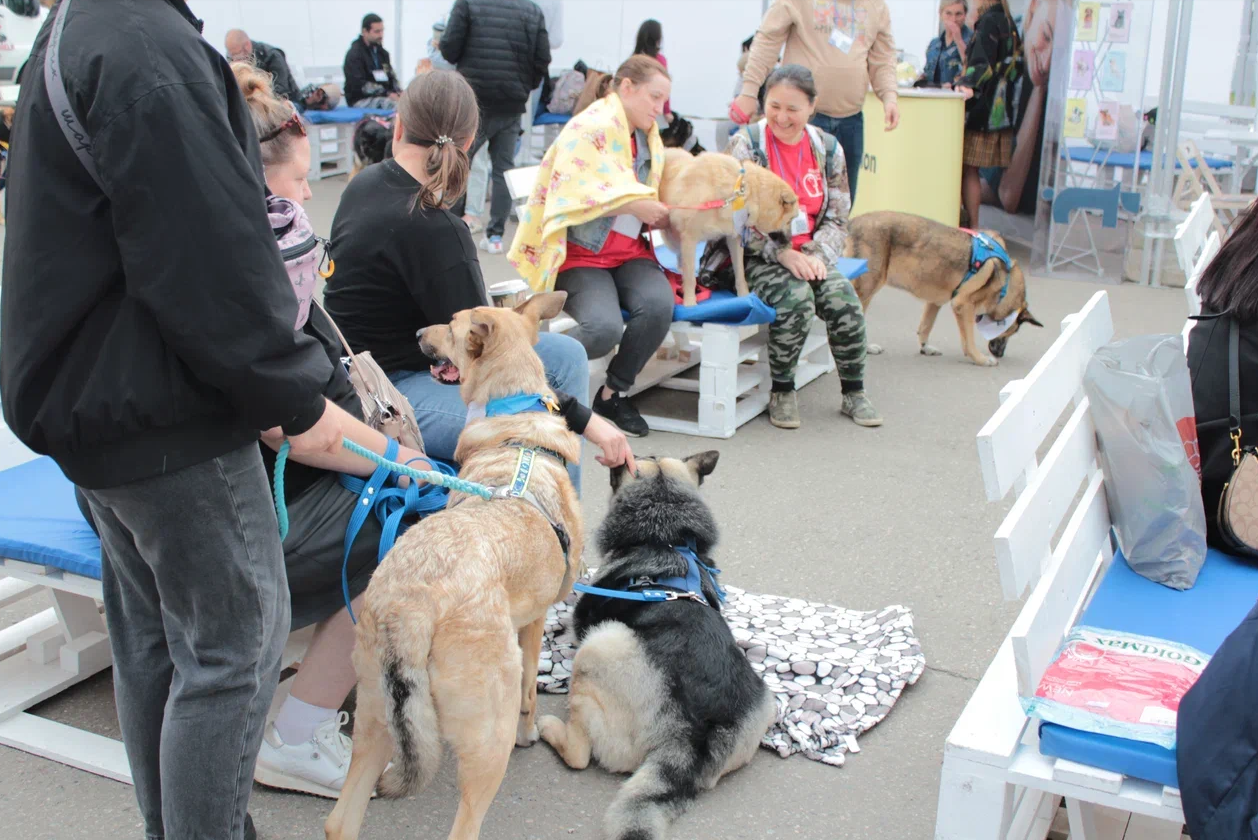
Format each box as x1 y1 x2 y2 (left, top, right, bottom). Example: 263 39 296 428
260 109 306 143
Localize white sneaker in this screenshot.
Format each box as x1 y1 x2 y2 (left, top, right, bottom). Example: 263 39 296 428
479 235 504 255
254 711 353 799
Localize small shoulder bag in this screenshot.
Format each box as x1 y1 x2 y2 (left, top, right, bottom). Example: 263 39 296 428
1216 316 1258 555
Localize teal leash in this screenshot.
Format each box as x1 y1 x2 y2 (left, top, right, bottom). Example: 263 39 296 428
273 438 494 542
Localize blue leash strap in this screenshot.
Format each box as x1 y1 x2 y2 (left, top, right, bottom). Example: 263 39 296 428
571 582 675 602
339 438 399 624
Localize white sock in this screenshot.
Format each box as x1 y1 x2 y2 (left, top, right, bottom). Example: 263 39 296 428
274 696 337 746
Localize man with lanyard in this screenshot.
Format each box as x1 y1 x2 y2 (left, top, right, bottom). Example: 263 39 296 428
343 12 400 108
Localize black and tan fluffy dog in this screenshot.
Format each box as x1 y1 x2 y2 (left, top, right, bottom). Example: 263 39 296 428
538 452 774 840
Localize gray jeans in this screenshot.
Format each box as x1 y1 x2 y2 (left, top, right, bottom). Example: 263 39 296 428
451 111 521 238
81 445 289 840
555 258 674 393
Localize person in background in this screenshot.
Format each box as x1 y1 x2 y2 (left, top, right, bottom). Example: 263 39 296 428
225 28 300 104
733 0 900 202
518 0 564 164
324 70 632 482
722 64 879 430
1 2 348 838
343 13 400 108
441 0 551 256
920 0 971 87
508 55 674 438
955 0 1018 229
633 19 671 123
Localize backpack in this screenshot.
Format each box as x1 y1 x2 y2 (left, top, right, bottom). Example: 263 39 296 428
548 69 585 115
267 195 426 453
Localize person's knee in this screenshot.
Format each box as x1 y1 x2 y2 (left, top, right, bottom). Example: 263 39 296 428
535 332 590 392
775 286 816 326
630 279 676 332
572 312 623 360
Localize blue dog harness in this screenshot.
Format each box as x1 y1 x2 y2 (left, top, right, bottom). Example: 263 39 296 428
573 542 726 607
954 229 1013 302
485 392 560 417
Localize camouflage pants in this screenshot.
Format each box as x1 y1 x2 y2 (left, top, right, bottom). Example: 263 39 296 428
745 256 868 386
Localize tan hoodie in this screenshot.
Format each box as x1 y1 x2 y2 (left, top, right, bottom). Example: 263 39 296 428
740 0 899 119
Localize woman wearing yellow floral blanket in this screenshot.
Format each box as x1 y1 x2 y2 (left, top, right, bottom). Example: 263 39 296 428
509 55 673 438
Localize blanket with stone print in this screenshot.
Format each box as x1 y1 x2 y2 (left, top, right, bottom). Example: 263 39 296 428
537 578 926 767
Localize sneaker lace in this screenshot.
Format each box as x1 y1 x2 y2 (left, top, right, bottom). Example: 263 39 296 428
313 711 353 766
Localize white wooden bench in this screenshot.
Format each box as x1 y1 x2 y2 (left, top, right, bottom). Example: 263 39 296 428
503 165 834 438
0 424 311 784
935 291 1188 840
299 65 354 181
1173 193 1221 351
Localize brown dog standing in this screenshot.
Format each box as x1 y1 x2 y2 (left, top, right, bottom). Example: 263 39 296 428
325 292 583 840
658 149 798 307
844 210 1042 366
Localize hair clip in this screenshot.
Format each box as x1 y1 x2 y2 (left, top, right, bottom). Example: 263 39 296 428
434 134 453 146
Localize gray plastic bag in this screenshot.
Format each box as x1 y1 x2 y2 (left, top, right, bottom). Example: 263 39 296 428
1083 334 1206 590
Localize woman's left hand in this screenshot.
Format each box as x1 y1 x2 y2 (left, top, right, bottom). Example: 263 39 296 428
394 445 432 489
583 413 637 473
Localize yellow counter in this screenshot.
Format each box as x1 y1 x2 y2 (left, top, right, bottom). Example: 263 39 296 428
850 89 965 226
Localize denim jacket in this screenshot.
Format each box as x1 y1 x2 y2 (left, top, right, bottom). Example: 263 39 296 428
923 25 971 86
565 127 654 252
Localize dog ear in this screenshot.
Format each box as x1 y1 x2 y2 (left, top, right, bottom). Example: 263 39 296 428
1019 308 1044 328
683 450 720 484
467 312 495 357
780 191 796 209
513 291 568 324
610 463 634 493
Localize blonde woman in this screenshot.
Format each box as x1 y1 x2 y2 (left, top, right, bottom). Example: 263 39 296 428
922 0 971 87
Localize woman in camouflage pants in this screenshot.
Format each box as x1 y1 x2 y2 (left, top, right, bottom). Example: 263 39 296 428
722 65 880 429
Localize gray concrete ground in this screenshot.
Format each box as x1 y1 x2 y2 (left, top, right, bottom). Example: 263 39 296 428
0 176 1191 840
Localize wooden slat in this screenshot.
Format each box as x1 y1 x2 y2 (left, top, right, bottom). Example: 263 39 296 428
0 577 38 609
944 635 1031 767
977 292 1114 502
1007 747 1184 825
1010 471 1112 698
994 399 1099 600
0 712 131 785
1054 758 1123 795
1173 193 1215 279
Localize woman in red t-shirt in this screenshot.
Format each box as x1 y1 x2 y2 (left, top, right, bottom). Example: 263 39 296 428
724 65 880 430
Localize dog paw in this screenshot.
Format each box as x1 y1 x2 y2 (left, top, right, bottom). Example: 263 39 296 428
920 344 942 357
537 715 564 746
867 343 884 355
516 719 540 747
971 355 999 367
682 295 698 308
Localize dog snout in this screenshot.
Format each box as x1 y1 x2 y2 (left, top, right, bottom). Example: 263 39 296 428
988 337 1008 358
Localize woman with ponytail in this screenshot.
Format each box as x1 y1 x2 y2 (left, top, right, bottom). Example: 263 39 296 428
325 70 631 485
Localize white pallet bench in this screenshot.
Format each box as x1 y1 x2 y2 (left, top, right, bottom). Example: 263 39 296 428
935 291 1187 840
506 165 836 438
1173 193 1221 352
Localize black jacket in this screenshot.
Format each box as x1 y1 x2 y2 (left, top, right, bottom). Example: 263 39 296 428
343 36 399 105
1188 310 1258 547
0 0 330 490
958 5 1016 132
253 40 299 104
440 0 550 116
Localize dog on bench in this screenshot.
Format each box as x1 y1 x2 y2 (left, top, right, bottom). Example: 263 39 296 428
538 451 774 840
324 292 583 840
844 210 1042 367
659 148 798 307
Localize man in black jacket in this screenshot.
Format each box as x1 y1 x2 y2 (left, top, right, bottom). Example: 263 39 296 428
225 28 299 105
1 2 350 837
343 12 399 108
442 0 550 254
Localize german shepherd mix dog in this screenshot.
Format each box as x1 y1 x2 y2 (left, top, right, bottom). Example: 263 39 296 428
538 453 775 840
325 292 584 840
844 210 1043 367
659 148 799 308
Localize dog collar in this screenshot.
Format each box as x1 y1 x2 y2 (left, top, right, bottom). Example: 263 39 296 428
683 164 747 212
485 392 560 417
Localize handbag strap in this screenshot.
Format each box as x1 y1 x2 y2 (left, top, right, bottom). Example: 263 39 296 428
1229 315 1244 464
313 300 357 360
45 0 106 192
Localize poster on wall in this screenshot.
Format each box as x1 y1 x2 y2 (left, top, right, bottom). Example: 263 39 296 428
1065 98 1087 138
1108 3 1133 43
1071 50 1095 90
1099 51 1126 92
1095 101 1120 140
1077 2 1101 42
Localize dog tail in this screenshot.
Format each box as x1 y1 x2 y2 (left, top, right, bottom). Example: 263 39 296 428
605 745 700 840
375 609 441 798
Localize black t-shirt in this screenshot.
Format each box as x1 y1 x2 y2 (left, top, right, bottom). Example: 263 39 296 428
324 160 488 372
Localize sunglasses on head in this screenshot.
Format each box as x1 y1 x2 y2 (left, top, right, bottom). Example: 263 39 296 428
260 108 306 143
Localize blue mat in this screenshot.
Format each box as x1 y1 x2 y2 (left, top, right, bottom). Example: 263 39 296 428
1038 546 1258 788
0 456 100 580
1063 146 1232 171
304 107 394 125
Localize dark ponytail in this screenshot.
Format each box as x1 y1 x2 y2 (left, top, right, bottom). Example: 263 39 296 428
396 70 479 211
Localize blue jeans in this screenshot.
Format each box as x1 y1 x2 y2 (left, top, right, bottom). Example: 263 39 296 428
389 332 589 492
810 111 863 202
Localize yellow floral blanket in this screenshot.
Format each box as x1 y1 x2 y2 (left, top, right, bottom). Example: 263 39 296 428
507 94 665 292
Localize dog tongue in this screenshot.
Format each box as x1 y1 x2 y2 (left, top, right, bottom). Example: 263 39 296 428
430 361 461 383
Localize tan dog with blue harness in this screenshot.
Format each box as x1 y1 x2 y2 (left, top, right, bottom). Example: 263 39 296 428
325 292 583 840
844 210 1043 366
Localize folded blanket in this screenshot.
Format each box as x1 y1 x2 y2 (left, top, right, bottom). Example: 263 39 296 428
508 94 665 292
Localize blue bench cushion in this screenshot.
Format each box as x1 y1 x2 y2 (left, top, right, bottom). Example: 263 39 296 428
304 107 394 125
1038 546 1258 788
535 112 570 126
0 456 100 580
1063 147 1232 171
